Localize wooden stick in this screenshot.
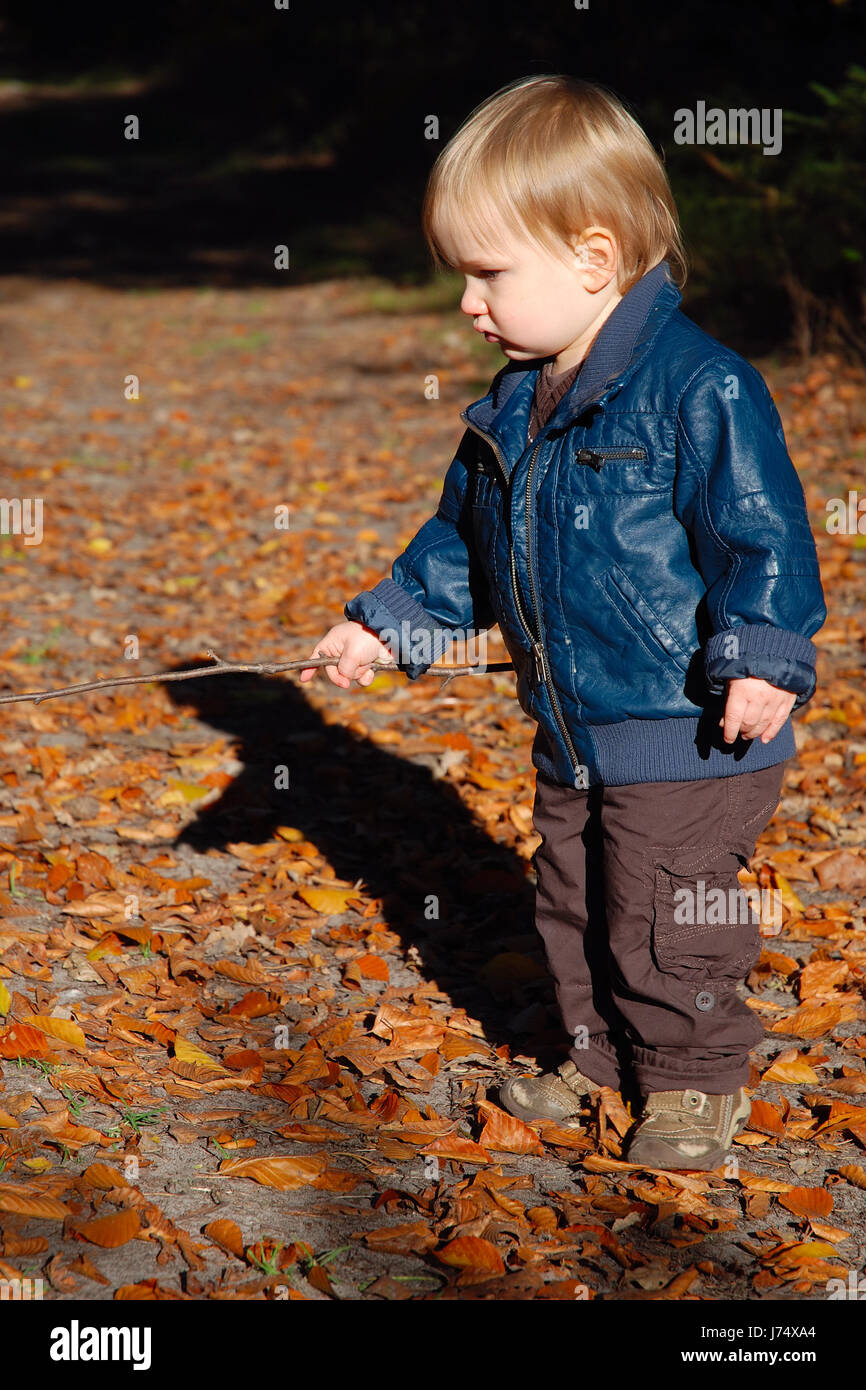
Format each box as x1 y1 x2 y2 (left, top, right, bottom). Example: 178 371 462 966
0 647 515 706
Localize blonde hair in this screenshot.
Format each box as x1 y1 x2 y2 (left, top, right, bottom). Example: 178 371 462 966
421 74 687 294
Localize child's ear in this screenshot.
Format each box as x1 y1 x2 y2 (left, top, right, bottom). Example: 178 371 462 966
573 227 619 288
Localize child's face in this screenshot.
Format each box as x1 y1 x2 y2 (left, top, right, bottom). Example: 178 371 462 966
437 216 621 370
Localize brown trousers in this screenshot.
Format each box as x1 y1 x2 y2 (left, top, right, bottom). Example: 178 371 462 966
530 759 789 1094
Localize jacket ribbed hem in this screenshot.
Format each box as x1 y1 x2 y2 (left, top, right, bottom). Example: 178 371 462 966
533 715 796 787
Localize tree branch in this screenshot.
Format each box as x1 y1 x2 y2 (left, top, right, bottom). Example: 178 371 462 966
0 647 515 707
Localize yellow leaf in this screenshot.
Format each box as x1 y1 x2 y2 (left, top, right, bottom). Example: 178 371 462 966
160 779 212 805
366 672 397 692
86 537 113 554
22 1015 87 1052
297 885 357 915
0 981 10 1015
774 872 804 913
173 1035 228 1073
762 1054 820 1085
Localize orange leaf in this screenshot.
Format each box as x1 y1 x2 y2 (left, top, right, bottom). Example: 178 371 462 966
217 1154 328 1189
355 953 389 981
747 1099 786 1138
227 991 278 1018
777 1186 834 1219
771 1003 843 1037
477 1100 545 1155
76 1209 141 1248
531 1120 593 1151
0 1023 53 1059
808 1221 851 1243
420 1134 492 1164
204 1218 246 1259
354 1222 437 1256
0 1185 70 1220
839 1165 866 1190
436 1235 505 1275
81 1163 128 1190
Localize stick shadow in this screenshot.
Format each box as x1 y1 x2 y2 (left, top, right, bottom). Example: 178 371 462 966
161 663 571 1074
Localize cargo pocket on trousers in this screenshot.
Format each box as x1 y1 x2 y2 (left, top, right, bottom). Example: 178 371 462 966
650 850 762 987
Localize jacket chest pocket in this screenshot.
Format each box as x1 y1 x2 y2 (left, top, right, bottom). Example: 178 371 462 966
573 444 673 493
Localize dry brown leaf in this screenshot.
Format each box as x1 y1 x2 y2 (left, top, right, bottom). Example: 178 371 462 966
81 1163 129 1190
477 1100 545 1156
420 1134 492 1164
217 1154 328 1189
771 1003 844 1037
435 1235 506 1275
353 1222 437 1256
0 1186 70 1220
203 1218 246 1260
777 1186 834 1219
746 1098 787 1137
0 1023 53 1059
76 1208 141 1248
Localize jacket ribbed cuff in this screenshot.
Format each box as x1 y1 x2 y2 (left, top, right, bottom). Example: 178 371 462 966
704 623 818 708
343 578 446 680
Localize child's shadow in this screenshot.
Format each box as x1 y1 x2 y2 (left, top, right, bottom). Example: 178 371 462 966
162 664 570 1074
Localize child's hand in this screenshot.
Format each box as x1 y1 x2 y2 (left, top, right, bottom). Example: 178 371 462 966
718 676 797 744
298 621 397 690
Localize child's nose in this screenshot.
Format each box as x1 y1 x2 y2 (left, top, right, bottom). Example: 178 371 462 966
460 284 487 316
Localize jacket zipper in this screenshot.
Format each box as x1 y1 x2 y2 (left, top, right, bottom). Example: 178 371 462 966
462 417 581 775
577 447 646 471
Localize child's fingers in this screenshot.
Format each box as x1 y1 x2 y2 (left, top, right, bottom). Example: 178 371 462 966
298 647 326 683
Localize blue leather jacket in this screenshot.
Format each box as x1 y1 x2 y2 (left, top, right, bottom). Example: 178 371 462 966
344 261 826 788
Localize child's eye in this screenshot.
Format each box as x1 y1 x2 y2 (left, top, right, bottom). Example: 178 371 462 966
479 270 500 281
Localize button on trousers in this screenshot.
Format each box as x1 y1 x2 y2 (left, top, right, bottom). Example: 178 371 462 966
530 759 789 1094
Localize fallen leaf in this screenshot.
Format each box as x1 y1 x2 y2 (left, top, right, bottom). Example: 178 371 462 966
777 1186 834 1219
435 1235 505 1275
76 1209 141 1248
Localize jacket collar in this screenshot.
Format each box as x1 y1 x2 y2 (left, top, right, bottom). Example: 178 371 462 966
461 260 682 455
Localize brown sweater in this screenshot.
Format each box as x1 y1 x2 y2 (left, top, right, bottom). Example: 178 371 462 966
527 357 582 443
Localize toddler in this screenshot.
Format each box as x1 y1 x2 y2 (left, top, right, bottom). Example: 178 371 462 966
300 75 826 1170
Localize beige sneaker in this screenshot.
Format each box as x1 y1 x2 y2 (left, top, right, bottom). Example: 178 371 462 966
498 1059 601 1124
625 1086 751 1170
